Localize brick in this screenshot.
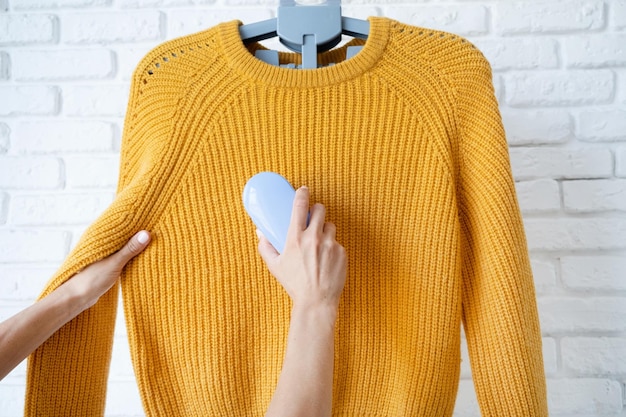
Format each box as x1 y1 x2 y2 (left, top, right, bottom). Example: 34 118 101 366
13 121 113 154
561 256 626 291
510 148 612 180
453 380 480 416
524 218 626 250
474 38 558 71
562 337 626 375
109 336 135 379
492 75 503 102
68 225 89 252
611 0 626 30
577 110 626 141
339 6 379 21
0 14 56 45
620 70 626 104
13 0 109 8
515 179 560 213
0 51 8 79
0 123 8 153
122 0 214 6
0 267 56 301
385 5 488 36
495 1 605 34
530 259 557 294
502 109 571 145
62 11 162 44
224 0 279 5
112 124 123 152
10 192 114 226
546 378 622 414
505 70 614 107
617 146 626 177
12 49 113 81
0 156 61 189
114 293 127 337
168 8 273 39
0 230 68 262
460 337 471 379
65 156 119 188
0 86 59 116
0 192 7 224
538 297 626 333
563 179 626 211
63 85 129 117
105 380 144 416
565 35 626 68
542 337 557 376
0 385 25 416
116 46 154 80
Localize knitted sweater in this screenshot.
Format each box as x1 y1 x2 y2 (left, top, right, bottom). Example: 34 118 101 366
25 16 548 416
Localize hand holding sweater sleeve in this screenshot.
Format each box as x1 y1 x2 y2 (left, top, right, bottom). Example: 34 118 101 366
24 41 191 416
455 49 549 415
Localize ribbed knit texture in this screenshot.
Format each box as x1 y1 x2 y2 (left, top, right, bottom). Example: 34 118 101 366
25 16 548 416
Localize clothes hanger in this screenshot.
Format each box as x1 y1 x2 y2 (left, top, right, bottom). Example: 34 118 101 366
238 0 370 69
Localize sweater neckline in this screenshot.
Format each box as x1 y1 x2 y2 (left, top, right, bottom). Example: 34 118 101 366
218 16 391 88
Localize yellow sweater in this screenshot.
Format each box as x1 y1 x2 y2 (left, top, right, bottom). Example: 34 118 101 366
26 16 548 416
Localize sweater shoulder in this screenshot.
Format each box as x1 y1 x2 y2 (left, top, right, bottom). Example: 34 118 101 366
129 22 226 88
374 20 500 185
385 20 493 90
118 23 229 190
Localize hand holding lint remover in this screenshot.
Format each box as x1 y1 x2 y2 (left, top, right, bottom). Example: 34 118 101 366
242 172 309 254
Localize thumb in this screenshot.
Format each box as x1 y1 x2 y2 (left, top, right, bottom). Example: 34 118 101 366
256 229 279 266
111 230 151 266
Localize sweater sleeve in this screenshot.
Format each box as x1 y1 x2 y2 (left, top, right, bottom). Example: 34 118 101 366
453 47 548 415
24 39 194 416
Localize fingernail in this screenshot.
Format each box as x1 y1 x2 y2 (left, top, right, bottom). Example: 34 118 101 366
137 230 150 244
300 185 308 191
255 229 263 239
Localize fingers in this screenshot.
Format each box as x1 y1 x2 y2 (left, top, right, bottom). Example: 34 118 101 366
110 230 151 266
323 222 336 239
289 186 310 234
256 229 279 265
284 186 335 244
308 203 326 234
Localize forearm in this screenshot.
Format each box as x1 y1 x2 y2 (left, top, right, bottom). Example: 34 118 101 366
266 304 337 417
0 231 149 382
0 282 88 380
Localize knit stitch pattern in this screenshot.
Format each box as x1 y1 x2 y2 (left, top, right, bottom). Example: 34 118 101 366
25 16 548 416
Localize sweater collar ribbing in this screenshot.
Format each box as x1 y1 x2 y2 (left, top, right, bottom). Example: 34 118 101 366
217 16 390 88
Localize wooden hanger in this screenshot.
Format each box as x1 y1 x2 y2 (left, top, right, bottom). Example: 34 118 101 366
238 0 370 69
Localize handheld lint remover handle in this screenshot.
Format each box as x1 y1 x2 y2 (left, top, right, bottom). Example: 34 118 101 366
242 172 310 254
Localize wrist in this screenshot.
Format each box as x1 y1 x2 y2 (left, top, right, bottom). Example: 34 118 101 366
57 276 98 314
291 302 339 328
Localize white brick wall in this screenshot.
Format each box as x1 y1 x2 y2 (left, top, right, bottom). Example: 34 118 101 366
12 49 114 81
0 86 59 115
0 1 624 416
561 255 626 290
505 70 615 106
0 14 57 45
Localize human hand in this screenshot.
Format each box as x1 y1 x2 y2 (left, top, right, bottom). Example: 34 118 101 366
257 187 347 313
0 230 152 382
61 230 151 311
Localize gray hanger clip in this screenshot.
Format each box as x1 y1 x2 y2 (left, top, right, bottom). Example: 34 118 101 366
278 0 342 65
238 0 369 69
